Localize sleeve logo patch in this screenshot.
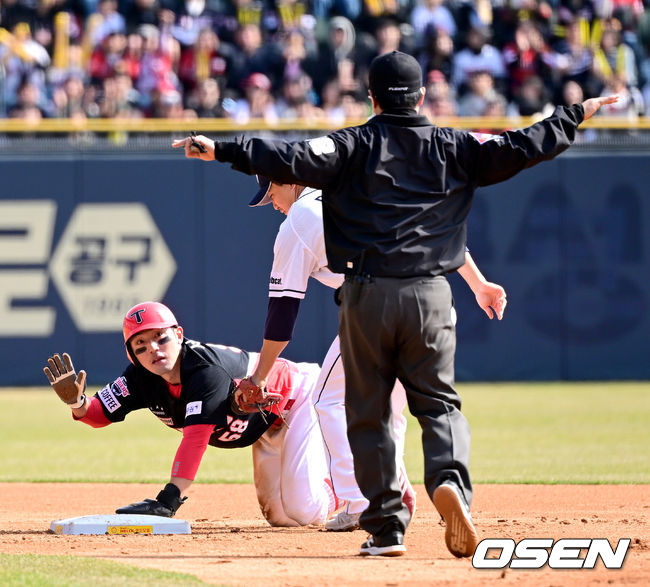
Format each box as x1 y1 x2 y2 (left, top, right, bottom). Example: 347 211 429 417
269 272 283 288
98 386 121 413
307 136 335 156
111 376 130 397
186 401 202 416
469 132 504 145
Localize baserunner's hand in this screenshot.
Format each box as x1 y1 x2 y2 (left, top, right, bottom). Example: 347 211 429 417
43 353 87 408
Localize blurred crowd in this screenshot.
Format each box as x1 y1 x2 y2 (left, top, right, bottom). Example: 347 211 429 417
1 0 649 124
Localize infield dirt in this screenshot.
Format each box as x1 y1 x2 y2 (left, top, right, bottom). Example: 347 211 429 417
1 483 648 586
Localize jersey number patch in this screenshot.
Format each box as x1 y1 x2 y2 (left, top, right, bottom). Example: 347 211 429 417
217 415 249 442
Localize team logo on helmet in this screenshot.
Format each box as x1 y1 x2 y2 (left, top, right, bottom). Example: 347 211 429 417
129 308 146 323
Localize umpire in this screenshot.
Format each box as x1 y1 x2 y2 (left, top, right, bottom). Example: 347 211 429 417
173 51 617 558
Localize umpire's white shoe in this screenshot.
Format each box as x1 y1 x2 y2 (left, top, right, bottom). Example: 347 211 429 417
433 482 479 558
325 510 361 531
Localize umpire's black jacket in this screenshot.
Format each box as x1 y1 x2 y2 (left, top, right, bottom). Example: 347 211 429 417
214 104 584 278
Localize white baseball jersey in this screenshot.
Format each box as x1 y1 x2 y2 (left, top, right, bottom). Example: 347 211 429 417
268 188 343 299
267 187 411 514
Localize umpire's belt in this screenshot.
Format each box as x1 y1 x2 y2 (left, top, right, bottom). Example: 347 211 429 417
343 274 374 284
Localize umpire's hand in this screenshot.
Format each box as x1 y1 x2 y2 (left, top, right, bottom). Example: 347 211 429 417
582 95 620 121
172 134 215 161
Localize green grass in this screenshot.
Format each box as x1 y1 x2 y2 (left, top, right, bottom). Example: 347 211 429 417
428 382 650 484
1 383 649 484
0 388 252 484
0 553 206 585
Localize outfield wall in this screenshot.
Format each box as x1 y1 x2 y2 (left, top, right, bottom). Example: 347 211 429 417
1 150 648 385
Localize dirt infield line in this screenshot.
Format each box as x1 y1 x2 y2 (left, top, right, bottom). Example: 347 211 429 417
1 483 648 586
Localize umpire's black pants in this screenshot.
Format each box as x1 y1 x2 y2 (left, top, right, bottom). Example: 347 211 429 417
339 275 472 537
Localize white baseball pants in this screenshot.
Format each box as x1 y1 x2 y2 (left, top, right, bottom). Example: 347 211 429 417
252 362 332 526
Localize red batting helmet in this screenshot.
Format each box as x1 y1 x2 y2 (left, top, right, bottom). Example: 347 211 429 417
123 301 178 362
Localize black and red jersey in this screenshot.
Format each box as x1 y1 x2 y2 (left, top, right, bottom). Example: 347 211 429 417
93 338 276 448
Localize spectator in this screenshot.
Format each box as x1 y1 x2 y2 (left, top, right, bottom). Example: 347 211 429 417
320 78 345 123
597 72 644 118
416 25 454 82
149 87 196 117
561 78 584 107
226 71 279 123
507 74 555 117
311 0 361 22
452 0 496 42
207 0 264 47
90 0 126 46
47 40 87 87
356 0 410 34
177 27 234 93
303 16 368 97
554 78 593 140
48 72 87 117
341 92 368 117
483 94 506 116
25 1 75 57
592 18 639 90
99 71 141 117
451 24 506 94
275 71 322 120
229 23 283 94
88 31 128 83
272 0 316 35
320 77 367 120
410 0 456 46
0 21 51 108
594 0 644 22
80 80 101 117
548 18 597 98
0 0 84 58
279 29 314 82
371 17 406 58
121 31 143 81
0 0 33 32
419 68 457 119
124 0 165 34
169 0 217 48
135 23 180 107
457 70 506 116
2 0 649 121
502 20 552 100
8 78 47 119
190 76 225 117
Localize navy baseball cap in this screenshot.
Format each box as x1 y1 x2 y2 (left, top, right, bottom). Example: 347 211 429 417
368 51 422 98
249 175 272 206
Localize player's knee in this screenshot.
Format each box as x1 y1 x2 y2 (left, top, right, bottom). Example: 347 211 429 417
259 500 299 527
282 500 325 526
266 515 300 527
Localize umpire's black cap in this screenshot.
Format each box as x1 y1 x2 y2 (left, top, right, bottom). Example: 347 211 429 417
249 175 272 206
368 50 423 98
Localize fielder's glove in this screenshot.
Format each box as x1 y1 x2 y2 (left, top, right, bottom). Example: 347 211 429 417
43 353 87 409
115 483 187 517
230 377 283 416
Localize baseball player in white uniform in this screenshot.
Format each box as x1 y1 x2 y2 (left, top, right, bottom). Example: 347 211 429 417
242 176 507 531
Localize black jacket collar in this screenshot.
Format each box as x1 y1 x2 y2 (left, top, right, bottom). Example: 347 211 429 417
369 111 433 127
